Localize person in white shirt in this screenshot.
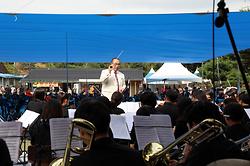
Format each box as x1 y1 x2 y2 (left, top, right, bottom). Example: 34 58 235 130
99 58 126 100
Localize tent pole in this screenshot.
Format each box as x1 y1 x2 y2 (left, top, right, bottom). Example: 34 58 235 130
66 32 69 92
215 0 250 97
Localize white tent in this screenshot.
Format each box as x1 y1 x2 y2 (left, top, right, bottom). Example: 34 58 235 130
144 68 155 84
147 63 202 83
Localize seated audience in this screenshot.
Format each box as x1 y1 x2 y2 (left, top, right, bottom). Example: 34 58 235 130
71 99 146 166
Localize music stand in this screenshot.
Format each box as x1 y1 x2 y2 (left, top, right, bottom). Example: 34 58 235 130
0 121 22 164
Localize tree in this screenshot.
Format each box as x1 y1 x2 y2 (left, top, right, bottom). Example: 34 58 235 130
199 52 250 87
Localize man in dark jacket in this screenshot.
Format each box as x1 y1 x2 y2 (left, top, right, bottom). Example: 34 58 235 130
71 98 146 166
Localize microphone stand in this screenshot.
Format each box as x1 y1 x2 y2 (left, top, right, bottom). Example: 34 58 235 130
18 127 29 164
215 0 250 97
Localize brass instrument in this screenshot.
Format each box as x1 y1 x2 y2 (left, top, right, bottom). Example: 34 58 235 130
49 118 96 166
235 134 250 152
142 119 225 166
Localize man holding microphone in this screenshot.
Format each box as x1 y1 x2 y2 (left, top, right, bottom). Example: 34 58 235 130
99 58 126 101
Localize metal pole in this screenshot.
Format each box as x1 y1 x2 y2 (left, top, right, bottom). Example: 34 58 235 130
215 0 250 97
66 32 69 92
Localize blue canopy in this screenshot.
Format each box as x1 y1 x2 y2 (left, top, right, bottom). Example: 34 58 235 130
0 12 249 63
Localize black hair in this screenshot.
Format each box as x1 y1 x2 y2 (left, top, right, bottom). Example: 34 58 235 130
34 88 46 101
192 89 208 102
223 103 245 121
185 101 224 125
165 89 179 102
139 91 157 107
111 92 124 106
223 98 237 107
96 96 112 111
136 105 156 116
239 93 250 106
74 99 111 134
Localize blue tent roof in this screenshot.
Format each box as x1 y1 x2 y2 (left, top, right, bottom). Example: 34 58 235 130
0 12 249 63
0 73 24 78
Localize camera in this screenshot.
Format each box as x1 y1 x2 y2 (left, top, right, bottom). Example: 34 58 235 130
109 65 113 69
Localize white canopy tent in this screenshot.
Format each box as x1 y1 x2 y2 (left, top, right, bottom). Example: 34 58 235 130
147 63 203 83
144 68 155 84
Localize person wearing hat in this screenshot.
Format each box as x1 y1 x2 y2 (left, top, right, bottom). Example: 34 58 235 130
223 103 250 142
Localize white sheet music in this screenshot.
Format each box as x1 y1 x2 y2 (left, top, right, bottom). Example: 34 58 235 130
156 127 175 148
49 118 82 158
127 102 140 113
150 114 172 127
118 102 140 132
68 109 76 118
50 118 72 150
0 121 22 163
133 116 154 127
121 112 135 132
117 102 128 112
245 108 250 119
133 114 175 150
135 127 160 150
18 110 40 128
110 114 131 140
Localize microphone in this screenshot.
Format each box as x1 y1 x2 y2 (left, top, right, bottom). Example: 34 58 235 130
215 0 229 28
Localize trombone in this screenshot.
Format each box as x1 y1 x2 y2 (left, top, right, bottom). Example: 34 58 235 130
49 118 96 166
142 119 225 166
235 134 250 152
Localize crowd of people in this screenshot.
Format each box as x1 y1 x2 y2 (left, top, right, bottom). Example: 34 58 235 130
0 83 249 165
0 57 250 165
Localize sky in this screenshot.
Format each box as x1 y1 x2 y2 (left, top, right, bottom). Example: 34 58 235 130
0 0 249 14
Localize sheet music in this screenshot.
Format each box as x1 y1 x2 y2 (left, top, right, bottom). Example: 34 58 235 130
49 118 82 157
245 108 250 119
118 102 128 112
68 109 76 118
118 102 141 132
133 115 175 150
118 102 140 113
127 102 140 113
133 116 154 127
134 127 160 150
150 114 172 127
121 112 135 132
50 118 71 150
0 121 22 163
156 127 175 148
18 110 40 128
110 115 131 140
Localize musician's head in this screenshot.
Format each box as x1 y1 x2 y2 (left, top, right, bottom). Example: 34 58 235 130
185 101 223 129
139 91 157 108
223 103 245 126
239 93 250 107
110 58 121 71
75 98 111 141
111 91 124 106
34 87 46 101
